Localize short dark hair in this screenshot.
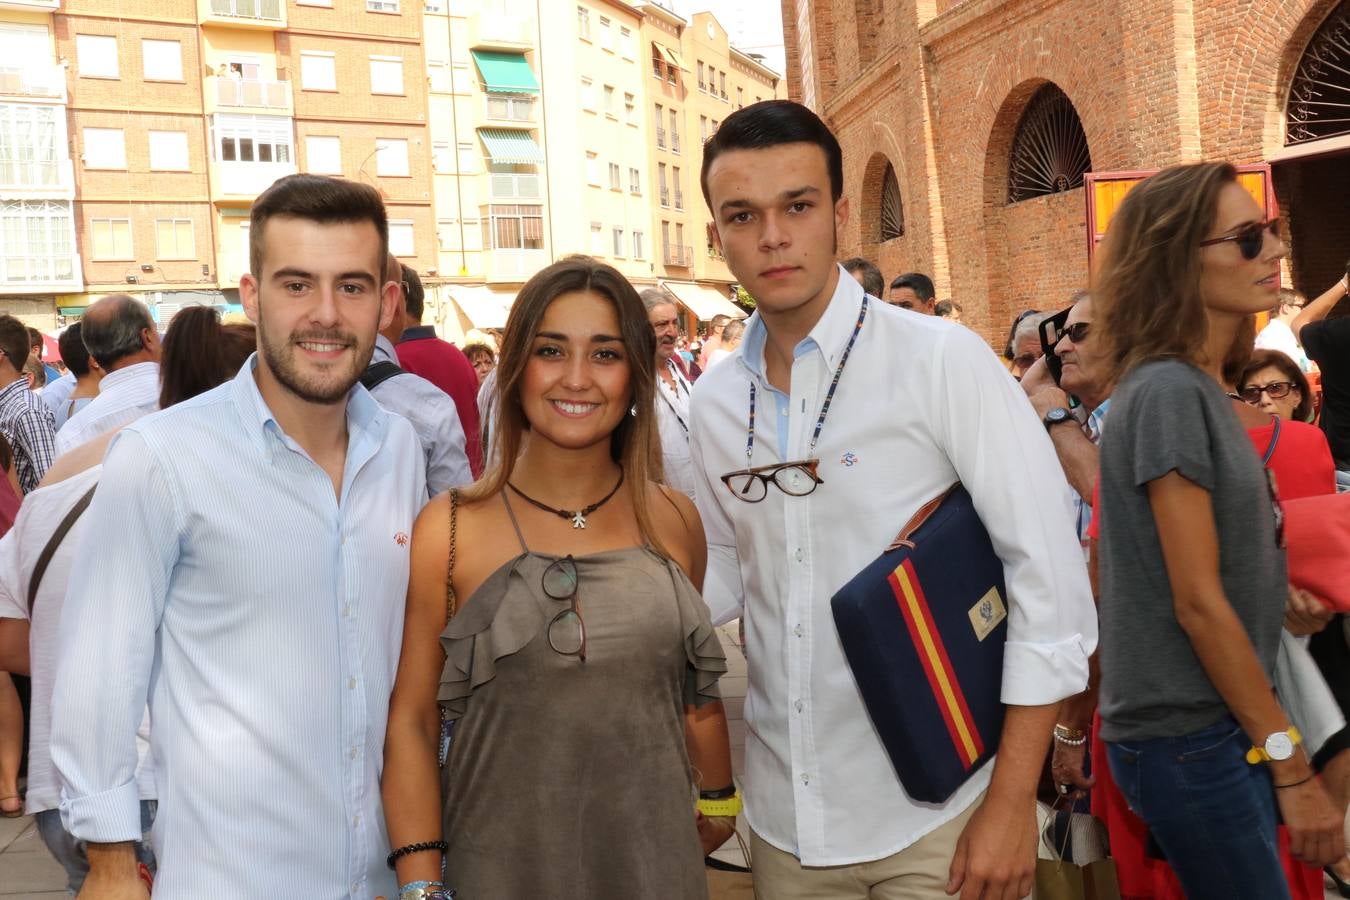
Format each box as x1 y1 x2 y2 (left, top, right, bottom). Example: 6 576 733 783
1272 287 1304 317
249 174 387 279
400 264 424 321
889 272 935 301
159 306 256 408
700 100 844 209
841 257 884 297
462 341 495 364
1239 348 1314 422
58 322 91 377
0 316 31 373
26 326 42 353
934 300 963 318
81 294 155 369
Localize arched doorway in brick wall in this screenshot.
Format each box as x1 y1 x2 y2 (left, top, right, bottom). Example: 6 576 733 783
981 80 1093 338
1275 0 1350 303
859 152 909 284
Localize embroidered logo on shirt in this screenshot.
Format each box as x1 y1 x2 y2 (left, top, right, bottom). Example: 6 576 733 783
968 587 1007 642
394 532 409 546
840 451 859 468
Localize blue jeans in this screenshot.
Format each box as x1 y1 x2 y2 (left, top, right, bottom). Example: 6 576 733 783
34 799 157 894
1106 718 1288 900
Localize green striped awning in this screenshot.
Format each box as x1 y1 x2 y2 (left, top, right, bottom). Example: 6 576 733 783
479 128 544 164
470 50 540 95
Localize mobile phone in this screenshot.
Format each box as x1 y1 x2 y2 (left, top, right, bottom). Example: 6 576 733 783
1039 308 1071 386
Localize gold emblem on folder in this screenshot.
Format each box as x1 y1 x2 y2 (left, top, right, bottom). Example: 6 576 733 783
968 587 1007 642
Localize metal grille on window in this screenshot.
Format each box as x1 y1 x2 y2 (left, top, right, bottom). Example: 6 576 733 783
1287 4 1350 144
1007 84 1091 203
880 164 904 241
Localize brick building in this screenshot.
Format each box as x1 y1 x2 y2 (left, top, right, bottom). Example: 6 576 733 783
781 0 1350 341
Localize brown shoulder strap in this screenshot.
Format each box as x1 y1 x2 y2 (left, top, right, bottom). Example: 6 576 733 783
886 483 961 552
29 484 97 613
446 488 459 621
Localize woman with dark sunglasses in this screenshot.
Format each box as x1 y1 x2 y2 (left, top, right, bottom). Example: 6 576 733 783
381 257 734 900
1092 162 1344 899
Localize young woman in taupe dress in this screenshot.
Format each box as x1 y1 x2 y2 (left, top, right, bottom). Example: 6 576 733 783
382 257 737 900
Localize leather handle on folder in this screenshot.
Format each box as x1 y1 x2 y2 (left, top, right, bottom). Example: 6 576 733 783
886 483 962 552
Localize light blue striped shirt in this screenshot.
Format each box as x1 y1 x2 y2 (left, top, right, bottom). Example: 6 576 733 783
51 356 426 898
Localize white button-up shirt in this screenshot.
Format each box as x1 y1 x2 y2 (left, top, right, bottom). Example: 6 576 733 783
655 357 696 498
55 360 160 454
688 268 1096 866
51 357 426 897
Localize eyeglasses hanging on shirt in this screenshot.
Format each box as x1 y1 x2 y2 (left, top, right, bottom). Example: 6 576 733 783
720 296 869 502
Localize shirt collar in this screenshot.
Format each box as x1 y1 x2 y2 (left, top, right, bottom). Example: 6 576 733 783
230 354 388 463
738 264 863 386
99 360 158 392
373 334 397 364
400 325 437 342
0 376 27 405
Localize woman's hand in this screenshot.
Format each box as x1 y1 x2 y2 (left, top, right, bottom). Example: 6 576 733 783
1050 739 1096 799
695 811 737 857
1284 586 1333 636
1276 774 1346 866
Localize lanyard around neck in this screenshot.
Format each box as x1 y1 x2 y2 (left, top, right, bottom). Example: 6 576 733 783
744 295 869 462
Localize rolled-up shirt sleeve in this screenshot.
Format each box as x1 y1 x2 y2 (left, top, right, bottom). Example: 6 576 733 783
689 398 744 625
52 429 180 842
931 328 1097 706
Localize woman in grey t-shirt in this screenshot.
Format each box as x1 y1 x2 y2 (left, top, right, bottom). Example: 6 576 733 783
1092 162 1344 899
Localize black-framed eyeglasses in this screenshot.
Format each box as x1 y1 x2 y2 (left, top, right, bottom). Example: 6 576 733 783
1199 219 1280 261
1239 381 1295 404
1058 322 1091 344
720 459 824 503
542 556 586 662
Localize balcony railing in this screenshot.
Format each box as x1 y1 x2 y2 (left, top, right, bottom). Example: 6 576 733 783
214 76 291 110
489 172 540 200
209 0 283 23
484 94 534 123
218 159 297 196
659 186 669 207
0 63 66 101
0 158 74 194
655 126 666 149
488 248 547 279
673 189 683 210
670 133 680 153
663 243 693 267
0 252 80 288
470 11 535 49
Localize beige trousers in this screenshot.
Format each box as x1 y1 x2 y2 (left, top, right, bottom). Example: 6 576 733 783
749 793 982 899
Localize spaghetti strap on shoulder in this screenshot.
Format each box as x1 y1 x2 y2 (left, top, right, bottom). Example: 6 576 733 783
500 491 530 553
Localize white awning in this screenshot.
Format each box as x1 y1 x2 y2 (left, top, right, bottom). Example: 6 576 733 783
659 280 744 322
448 285 516 329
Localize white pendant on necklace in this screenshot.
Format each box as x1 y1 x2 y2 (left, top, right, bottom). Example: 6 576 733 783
571 511 587 529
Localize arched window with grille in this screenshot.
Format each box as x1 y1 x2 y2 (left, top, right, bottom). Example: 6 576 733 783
1287 2 1350 145
880 164 904 240
1007 83 1092 203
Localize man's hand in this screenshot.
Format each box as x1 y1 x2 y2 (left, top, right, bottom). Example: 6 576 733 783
1018 356 1055 396
1284 586 1333 636
1275 774 1345 866
1029 386 1071 421
1050 740 1095 799
76 843 149 900
947 793 1036 899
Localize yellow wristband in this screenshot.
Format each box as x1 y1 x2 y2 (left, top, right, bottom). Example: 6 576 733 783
696 793 742 817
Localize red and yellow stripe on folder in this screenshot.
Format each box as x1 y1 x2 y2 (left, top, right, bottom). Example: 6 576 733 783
887 559 985 768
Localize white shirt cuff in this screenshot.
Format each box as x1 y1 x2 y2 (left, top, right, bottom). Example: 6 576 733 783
60 779 143 843
999 634 1091 706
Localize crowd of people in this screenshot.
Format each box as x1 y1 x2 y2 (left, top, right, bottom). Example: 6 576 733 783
0 98 1345 900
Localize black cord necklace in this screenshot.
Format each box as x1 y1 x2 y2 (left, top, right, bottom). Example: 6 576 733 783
507 469 625 530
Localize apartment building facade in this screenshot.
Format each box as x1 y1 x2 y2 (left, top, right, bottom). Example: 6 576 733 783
0 0 81 324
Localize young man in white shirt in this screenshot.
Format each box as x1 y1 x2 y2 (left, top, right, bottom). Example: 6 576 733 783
688 100 1097 899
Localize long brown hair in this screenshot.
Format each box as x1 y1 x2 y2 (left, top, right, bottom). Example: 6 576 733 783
1095 162 1238 384
159 306 257 408
463 257 670 555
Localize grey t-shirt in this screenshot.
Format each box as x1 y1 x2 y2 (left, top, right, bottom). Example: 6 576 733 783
1097 359 1286 743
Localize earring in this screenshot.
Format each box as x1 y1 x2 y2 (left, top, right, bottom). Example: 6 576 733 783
629 404 637 417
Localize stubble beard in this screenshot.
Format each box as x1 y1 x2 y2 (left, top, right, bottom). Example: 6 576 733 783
258 317 371 405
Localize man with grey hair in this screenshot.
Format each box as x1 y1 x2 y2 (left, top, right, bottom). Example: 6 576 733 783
642 288 696 498
1008 310 1050 380
56 295 161 455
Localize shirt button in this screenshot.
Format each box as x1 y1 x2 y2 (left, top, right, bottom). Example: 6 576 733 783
794 548 803 562
348 677 357 690
800 773 810 786
350 746 359 760
342 604 351 618
794 698 804 713
352 815 360 827
793 623 803 638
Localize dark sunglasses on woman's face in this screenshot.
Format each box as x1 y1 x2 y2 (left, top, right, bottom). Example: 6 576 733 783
1199 219 1280 261
1239 381 1295 404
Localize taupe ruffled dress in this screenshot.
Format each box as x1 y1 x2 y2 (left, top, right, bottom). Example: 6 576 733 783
437 496 727 899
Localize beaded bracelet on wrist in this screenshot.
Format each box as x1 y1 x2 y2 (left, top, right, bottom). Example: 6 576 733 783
387 840 449 869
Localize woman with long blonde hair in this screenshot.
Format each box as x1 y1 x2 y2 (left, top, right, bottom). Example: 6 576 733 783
1092 162 1344 898
381 257 734 900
